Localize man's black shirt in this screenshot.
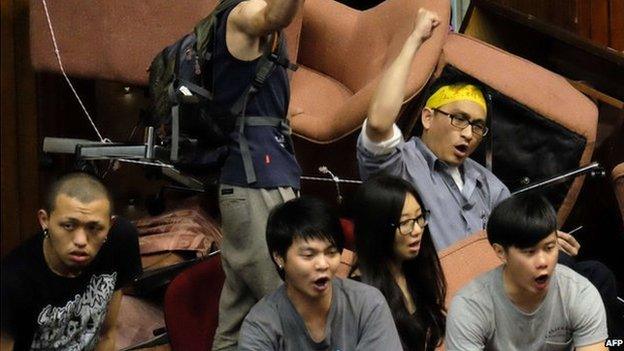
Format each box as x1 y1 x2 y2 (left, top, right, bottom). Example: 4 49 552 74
1 217 141 350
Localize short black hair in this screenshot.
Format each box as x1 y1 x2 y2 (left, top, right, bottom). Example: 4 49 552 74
45 172 113 215
266 197 345 279
487 194 557 249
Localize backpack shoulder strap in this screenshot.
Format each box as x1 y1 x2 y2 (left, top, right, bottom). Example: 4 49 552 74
229 31 298 118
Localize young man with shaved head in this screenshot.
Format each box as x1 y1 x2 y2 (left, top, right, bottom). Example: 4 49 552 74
1 172 141 350
446 195 608 351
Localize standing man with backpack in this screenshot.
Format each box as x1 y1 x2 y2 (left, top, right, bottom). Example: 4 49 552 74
210 0 303 350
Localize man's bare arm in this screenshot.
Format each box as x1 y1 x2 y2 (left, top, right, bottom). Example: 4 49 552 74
1 330 14 351
366 9 440 143
95 290 123 351
229 0 303 38
576 341 608 351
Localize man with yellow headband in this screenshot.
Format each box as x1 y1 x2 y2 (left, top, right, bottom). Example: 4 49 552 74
357 9 509 250
357 7 582 259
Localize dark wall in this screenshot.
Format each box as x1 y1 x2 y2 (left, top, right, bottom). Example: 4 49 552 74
1 0 40 257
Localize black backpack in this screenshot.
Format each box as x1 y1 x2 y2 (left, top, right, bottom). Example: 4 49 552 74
148 0 297 182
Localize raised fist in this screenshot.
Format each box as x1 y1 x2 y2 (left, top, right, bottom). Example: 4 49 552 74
412 8 440 41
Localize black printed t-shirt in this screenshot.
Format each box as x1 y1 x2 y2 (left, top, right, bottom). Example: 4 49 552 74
1 217 141 351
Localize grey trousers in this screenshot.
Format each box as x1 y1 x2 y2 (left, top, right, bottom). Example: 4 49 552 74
211 185 297 351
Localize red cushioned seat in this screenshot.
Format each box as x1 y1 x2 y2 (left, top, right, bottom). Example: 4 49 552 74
164 254 225 351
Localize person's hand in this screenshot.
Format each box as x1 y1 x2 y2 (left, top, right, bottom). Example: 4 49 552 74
557 230 580 257
411 8 440 42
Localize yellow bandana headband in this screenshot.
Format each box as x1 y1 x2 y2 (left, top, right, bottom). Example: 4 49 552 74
425 84 487 114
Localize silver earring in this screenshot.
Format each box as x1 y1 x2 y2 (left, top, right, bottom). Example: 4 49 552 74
43 229 49 238
102 237 108 243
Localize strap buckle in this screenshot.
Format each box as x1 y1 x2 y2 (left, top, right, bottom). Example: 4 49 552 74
280 119 292 135
269 52 298 71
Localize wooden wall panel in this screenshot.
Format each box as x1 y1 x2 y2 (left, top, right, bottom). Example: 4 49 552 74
590 0 610 46
610 0 624 50
15 0 40 253
492 0 580 33
576 0 592 39
1 0 21 256
1 0 40 257
483 0 623 50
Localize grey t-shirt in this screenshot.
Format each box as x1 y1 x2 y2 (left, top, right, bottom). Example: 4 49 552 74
446 264 608 351
239 278 402 351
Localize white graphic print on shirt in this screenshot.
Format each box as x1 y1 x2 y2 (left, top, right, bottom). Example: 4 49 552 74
30 273 117 351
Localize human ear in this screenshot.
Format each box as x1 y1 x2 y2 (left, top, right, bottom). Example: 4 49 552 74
421 107 434 131
273 253 284 269
492 243 507 264
37 209 49 230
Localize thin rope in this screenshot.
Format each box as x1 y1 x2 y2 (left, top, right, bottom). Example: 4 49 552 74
41 0 106 142
300 176 362 184
116 159 176 169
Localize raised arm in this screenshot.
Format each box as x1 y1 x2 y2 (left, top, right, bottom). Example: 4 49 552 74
229 0 303 38
366 9 440 142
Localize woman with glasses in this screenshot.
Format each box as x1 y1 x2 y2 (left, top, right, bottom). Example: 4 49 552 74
350 174 446 351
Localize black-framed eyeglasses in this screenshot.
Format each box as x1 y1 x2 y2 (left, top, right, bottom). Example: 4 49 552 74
433 108 489 137
392 211 429 236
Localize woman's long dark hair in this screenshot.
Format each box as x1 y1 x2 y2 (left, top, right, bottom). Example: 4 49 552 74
351 175 446 351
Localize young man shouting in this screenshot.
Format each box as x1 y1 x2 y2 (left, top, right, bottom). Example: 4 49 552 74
238 197 402 350
445 195 608 351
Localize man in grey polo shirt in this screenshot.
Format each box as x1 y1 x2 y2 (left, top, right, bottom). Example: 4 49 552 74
446 194 608 351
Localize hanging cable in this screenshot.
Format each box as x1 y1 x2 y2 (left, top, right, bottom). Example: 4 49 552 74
41 0 176 172
300 176 362 184
41 0 107 142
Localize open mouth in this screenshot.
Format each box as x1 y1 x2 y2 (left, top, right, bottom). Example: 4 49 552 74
534 274 549 289
455 144 469 154
313 277 330 291
408 241 421 252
